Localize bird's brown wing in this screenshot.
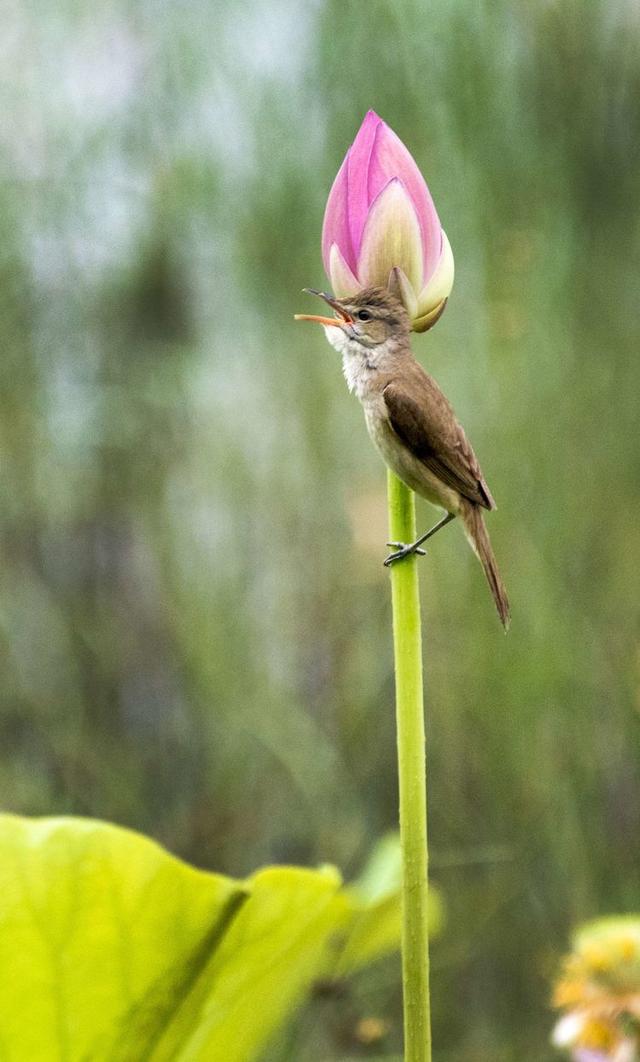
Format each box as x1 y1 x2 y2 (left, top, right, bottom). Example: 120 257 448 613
383 373 496 510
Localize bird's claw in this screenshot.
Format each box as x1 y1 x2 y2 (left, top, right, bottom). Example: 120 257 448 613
383 543 427 567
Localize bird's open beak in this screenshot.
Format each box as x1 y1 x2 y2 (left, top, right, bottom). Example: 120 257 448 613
294 288 354 327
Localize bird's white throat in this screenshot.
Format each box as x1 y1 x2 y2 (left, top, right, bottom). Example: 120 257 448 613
322 325 395 399
322 323 354 356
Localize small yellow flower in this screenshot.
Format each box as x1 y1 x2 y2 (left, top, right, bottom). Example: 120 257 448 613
552 918 640 1060
620 937 638 964
583 944 616 974
581 1018 618 1051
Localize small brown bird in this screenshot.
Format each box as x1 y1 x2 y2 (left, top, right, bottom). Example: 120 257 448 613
295 286 510 629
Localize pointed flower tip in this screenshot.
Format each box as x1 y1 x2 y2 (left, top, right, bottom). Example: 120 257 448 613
354 110 386 142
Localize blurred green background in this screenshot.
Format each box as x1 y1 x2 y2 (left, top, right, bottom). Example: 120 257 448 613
1 0 639 1058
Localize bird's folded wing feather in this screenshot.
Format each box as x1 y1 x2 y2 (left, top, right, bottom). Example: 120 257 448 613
383 376 496 510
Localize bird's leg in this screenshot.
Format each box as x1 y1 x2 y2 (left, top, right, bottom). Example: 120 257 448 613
384 512 456 567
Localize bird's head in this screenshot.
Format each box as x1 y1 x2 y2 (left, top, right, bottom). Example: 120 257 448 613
295 287 411 354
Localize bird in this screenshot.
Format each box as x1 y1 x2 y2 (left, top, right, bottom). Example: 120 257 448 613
295 286 510 629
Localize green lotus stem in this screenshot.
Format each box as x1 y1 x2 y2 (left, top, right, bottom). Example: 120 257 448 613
387 469 431 1062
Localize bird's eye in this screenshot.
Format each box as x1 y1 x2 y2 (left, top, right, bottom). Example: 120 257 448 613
357 310 372 321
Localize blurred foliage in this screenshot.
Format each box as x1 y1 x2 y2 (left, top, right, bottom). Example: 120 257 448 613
0 817 423 1060
0 0 639 1058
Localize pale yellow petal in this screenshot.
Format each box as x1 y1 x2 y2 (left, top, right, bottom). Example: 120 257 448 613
357 180 423 292
412 299 448 333
387 266 418 319
416 229 455 316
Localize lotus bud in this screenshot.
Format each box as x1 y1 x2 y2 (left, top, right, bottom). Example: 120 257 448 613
321 111 454 333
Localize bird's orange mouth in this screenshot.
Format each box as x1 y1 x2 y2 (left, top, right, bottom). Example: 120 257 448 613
294 289 354 327
294 313 345 326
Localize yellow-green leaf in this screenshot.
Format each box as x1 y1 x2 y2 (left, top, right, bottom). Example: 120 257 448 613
0 816 417 1061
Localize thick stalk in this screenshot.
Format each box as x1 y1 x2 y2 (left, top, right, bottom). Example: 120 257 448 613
387 469 431 1062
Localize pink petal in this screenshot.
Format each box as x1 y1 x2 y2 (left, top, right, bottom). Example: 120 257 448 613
328 243 360 298
344 110 383 264
366 117 443 284
321 154 356 275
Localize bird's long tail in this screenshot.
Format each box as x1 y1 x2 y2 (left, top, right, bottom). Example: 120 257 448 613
460 501 510 630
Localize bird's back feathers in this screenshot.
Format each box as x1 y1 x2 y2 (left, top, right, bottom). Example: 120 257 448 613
382 361 496 510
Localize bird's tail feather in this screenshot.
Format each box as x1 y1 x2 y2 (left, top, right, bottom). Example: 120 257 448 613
460 502 510 630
